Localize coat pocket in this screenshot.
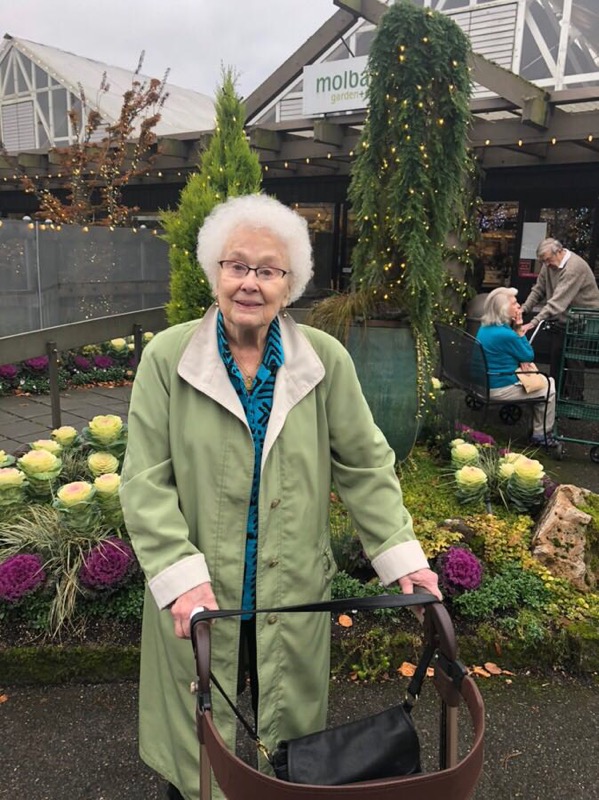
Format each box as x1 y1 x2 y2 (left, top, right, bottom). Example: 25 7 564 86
319 529 338 592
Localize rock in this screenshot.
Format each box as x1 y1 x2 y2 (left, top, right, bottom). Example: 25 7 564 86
531 484 595 591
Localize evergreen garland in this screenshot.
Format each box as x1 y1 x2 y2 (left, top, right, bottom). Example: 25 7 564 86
345 1 471 391
161 68 262 325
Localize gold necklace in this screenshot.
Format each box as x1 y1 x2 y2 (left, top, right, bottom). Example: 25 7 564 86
232 351 263 391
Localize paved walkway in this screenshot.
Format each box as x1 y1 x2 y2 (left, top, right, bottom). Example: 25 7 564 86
0 384 131 454
2 675 598 800
1 383 598 493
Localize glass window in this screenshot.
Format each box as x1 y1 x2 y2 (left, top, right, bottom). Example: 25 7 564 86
291 203 336 296
355 30 375 57
326 43 350 62
0 56 9 90
538 207 594 264
35 65 48 89
52 88 68 138
37 90 50 125
476 202 520 289
16 58 28 94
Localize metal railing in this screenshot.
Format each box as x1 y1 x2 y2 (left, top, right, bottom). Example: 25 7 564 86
0 307 311 428
0 307 168 428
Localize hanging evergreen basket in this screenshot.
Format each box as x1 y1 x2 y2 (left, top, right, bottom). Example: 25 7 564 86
310 0 473 399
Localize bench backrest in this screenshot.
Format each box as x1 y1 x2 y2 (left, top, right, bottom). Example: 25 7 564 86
434 322 490 399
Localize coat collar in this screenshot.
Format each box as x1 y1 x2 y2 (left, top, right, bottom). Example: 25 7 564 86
177 305 325 465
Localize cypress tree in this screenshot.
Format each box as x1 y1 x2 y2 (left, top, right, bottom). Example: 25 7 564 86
162 68 262 325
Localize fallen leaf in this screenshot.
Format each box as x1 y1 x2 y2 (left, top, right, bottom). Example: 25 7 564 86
398 662 416 677
426 667 435 678
502 669 516 676
471 665 491 678
484 662 503 675
0 694 8 704
338 614 353 628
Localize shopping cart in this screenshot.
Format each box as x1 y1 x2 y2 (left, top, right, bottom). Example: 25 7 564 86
191 596 485 800
554 308 599 462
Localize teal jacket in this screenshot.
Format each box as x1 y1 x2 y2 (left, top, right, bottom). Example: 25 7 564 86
476 324 534 389
120 305 427 799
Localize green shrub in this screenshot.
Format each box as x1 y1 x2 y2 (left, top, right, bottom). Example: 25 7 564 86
452 563 550 620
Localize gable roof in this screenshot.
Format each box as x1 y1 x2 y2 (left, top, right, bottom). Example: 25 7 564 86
1 34 215 137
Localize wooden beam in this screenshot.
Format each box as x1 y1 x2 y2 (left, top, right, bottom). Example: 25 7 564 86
471 108 599 147
17 153 47 169
244 8 357 122
249 129 283 153
313 121 345 147
470 53 553 128
157 138 190 159
334 0 385 25
335 0 558 128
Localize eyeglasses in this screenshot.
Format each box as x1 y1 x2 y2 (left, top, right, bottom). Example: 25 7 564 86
218 260 289 282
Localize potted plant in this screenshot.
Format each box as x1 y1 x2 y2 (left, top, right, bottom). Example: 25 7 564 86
309 1 472 459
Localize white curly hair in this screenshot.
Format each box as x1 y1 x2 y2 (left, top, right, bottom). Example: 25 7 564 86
196 194 314 303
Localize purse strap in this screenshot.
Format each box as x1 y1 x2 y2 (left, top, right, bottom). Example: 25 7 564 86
190 592 439 623
191 593 440 762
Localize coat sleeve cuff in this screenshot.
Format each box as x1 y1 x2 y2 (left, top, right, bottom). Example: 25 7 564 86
371 540 429 586
148 553 211 609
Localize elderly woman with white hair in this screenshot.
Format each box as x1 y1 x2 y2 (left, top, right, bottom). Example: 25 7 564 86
120 193 441 800
476 286 557 446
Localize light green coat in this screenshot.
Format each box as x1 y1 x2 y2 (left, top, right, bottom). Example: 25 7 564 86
120 306 427 799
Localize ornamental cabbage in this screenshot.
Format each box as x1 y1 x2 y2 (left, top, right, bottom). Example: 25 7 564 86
0 553 46 602
88 415 124 444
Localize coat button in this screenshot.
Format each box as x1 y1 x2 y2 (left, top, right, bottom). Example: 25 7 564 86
267 614 278 624
269 559 279 568
270 498 281 508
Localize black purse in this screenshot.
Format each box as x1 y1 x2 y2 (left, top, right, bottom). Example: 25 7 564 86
192 593 438 787
270 700 420 785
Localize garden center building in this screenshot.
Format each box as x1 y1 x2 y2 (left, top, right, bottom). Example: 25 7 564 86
2 0 599 301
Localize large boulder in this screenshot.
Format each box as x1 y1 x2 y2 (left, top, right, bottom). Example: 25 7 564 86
531 485 597 591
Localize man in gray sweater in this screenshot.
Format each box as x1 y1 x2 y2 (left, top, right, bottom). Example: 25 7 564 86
521 237 599 401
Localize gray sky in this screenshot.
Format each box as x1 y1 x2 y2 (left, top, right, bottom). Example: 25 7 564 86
1 0 337 98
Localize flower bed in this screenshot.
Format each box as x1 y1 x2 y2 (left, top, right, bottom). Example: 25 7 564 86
0 333 154 396
0 413 144 641
1 406 599 682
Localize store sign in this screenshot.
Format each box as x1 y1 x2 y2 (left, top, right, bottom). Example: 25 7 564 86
302 56 369 115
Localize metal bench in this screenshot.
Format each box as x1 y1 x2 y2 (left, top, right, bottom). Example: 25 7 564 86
434 321 551 438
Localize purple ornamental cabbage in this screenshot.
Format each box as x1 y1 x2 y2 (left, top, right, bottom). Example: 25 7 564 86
0 553 46 602
438 547 483 596
542 475 559 500
456 423 496 447
94 355 115 369
73 354 92 371
79 538 135 590
24 356 49 372
0 364 18 380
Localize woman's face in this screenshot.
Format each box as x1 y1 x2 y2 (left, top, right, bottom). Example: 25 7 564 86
216 226 291 339
507 294 521 323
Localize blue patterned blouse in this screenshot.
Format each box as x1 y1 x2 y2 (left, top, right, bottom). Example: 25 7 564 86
216 311 285 616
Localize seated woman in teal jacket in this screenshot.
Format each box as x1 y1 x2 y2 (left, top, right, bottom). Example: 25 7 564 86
476 287 556 446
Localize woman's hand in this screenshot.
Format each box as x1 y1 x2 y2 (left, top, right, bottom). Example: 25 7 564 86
399 568 442 600
398 568 442 622
170 581 219 639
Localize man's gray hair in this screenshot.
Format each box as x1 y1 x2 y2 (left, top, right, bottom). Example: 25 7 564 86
197 193 314 303
480 286 518 327
536 237 563 259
